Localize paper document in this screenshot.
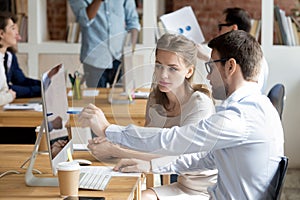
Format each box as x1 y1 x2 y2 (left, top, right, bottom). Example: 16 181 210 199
160 6 205 44
68 89 99 97
80 166 142 177
73 144 89 151
120 91 150 99
110 170 142 177
3 103 42 111
72 127 92 151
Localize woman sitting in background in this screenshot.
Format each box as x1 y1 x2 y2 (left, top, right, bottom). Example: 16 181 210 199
4 48 41 98
3 12 41 98
0 12 16 105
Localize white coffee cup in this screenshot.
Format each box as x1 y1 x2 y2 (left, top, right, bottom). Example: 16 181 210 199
57 161 80 197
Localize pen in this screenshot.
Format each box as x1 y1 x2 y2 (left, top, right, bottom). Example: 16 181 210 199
128 91 133 102
67 110 81 114
68 73 75 86
47 113 53 116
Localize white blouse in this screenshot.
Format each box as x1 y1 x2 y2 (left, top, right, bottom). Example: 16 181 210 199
0 52 14 106
145 90 218 192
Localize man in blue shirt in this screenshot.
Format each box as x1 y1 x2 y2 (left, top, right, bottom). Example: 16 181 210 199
78 31 284 199
69 0 140 88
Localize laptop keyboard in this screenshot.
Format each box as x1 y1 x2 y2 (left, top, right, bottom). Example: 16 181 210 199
79 166 112 191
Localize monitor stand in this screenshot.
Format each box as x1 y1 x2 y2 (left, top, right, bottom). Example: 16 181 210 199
25 121 59 186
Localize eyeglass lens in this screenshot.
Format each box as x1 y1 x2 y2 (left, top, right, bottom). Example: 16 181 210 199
218 23 233 31
205 62 213 74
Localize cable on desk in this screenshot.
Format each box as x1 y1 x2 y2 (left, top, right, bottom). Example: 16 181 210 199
0 170 20 178
1 156 43 178
20 156 42 174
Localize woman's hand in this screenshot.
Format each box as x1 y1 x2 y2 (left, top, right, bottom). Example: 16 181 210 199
87 137 119 160
9 89 16 100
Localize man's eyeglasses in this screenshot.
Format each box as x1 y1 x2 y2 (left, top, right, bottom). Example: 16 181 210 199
205 59 228 74
218 23 234 31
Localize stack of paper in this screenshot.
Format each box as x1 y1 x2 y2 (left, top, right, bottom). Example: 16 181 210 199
3 103 41 111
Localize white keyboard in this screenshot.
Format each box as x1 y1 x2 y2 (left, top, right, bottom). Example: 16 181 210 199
79 166 112 191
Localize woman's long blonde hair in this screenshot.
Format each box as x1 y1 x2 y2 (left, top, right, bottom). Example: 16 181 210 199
152 33 211 109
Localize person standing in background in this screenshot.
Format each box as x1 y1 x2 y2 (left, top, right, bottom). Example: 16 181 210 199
0 11 16 105
69 0 140 88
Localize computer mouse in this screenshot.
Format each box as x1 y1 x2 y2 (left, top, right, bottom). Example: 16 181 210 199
73 159 92 166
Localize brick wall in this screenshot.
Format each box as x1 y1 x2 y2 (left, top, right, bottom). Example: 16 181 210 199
47 0 67 40
165 0 298 41
46 0 298 41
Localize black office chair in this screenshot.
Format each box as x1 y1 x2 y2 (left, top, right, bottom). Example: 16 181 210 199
266 156 289 200
267 84 285 120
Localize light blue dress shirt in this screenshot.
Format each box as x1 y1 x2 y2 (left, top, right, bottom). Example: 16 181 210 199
69 0 140 69
106 83 284 199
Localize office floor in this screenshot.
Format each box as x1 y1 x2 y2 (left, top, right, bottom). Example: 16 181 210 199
281 168 300 200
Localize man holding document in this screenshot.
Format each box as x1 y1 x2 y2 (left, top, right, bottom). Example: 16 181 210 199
78 31 284 199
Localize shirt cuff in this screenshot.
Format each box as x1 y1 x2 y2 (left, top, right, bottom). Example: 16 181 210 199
80 8 95 26
150 156 178 173
106 124 124 144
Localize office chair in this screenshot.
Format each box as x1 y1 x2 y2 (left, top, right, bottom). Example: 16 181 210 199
267 84 285 120
266 156 289 200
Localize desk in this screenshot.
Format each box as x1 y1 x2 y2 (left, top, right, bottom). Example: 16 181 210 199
0 88 147 127
0 145 141 200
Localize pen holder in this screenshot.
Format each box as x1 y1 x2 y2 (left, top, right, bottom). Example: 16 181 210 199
72 78 82 100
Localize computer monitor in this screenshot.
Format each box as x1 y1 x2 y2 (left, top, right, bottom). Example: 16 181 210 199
108 45 154 105
25 64 72 186
120 45 154 93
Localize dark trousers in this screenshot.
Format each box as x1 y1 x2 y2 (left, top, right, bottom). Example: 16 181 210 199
160 174 178 184
98 60 121 87
84 60 121 88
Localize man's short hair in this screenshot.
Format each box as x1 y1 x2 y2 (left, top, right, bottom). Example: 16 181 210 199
208 30 262 82
223 7 251 33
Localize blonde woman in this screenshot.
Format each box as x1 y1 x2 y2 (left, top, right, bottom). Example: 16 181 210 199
87 33 216 200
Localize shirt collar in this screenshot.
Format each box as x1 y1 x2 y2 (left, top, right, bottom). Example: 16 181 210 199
0 52 4 63
221 82 261 106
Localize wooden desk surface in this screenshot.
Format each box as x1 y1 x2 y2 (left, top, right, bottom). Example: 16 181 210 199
0 88 147 127
0 145 141 200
